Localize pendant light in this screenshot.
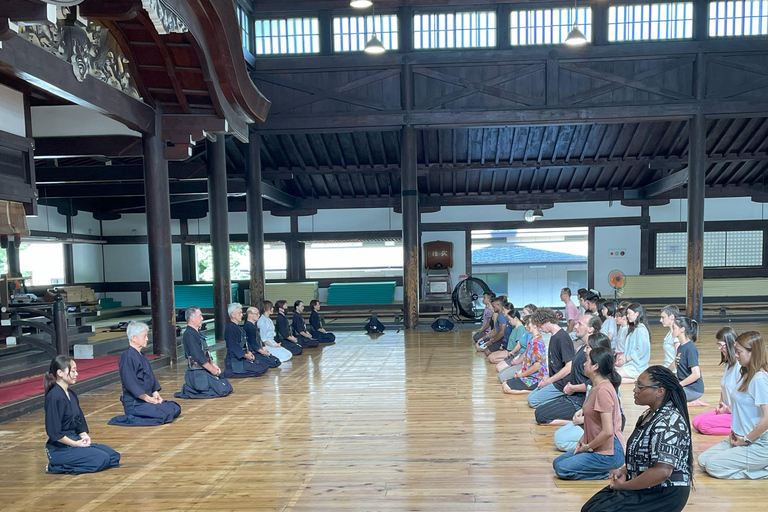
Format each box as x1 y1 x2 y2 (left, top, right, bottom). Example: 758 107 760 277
363 1 386 55
350 0 373 8
564 0 587 46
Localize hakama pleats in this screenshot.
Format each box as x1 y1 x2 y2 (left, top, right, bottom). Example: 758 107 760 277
174 369 233 399
46 440 120 475
108 395 181 426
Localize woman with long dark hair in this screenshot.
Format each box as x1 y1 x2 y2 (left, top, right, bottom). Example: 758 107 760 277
659 304 680 370
552 346 625 479
671 316 708 407
582 366 692 512
693 327 740 435
616 303 651 383
698 331 768 479
44 356 121 474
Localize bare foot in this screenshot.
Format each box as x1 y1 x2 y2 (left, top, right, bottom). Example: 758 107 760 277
688 399 710 407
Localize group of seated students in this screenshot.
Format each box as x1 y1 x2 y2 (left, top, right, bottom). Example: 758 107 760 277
473 290 768 511
42 299 336 475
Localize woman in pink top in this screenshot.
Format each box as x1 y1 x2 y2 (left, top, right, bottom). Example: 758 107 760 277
553 346 625 479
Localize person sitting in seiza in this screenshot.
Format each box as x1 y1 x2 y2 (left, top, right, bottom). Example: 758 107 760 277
108 321 181 426
174 306 233 399
292 300 319 348
222 302 271 378
243 306 282 369
274 300 303 355
308 299 336 343
44 356 121 474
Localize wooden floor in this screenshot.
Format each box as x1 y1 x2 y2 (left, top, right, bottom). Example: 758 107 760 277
1 321 767 511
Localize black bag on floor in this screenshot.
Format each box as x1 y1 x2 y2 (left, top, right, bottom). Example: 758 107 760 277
431 318 454 332
365 314 385 333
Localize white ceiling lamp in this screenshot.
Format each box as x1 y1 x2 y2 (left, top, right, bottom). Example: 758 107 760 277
564 0 587 46
350 0 373 8
363 1 386 55
524 209 545 222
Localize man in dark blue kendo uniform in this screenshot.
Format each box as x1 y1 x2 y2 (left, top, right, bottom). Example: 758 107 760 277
308 299 336 343
222 303 270 378
175 306 234 398
109 321 181 425
243 306 282 368
292 300 319 348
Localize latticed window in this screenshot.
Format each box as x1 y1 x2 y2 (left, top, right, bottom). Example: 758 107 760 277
333 14 399 52
510 7 592 45
254 17 320 55
655 231 764 268
413 11 497 49
237 5 251 50
608 3 694 41
709 1 768 36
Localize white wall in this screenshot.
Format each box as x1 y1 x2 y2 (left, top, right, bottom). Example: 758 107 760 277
26 204 67 233
298 208 402 232
0 83 25 137
102 213 148 236
650 197 767 223
72 211 101 236
593 225 642 297
103 245 150 282
189 211 290 235
73 244 104 283
422 201 640 224
30 105 140 138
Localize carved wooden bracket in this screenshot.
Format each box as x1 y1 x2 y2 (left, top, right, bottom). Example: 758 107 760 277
161 114 227 161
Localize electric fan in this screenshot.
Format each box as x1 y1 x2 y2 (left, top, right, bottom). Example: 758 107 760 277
451 277 492 323
607 269 626 304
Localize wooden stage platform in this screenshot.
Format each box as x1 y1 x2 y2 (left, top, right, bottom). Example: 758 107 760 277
1 321 767 511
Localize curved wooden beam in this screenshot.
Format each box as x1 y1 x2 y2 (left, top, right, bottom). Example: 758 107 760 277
169 0 270 130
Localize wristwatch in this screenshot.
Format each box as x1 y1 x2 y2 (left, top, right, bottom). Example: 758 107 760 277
744 436 753 446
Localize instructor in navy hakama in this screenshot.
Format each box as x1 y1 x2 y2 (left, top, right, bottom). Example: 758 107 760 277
243 307 281 368
174 306 234 399
44 356 120 475
222 303 270 378
108 321 181 426
309 299 336 343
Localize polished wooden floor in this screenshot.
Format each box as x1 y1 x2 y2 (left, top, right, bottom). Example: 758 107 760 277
1 321 767 511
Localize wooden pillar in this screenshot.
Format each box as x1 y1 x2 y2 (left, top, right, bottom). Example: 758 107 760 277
687 113 706 323
207 136 231 341
401 125 419 329
63 215 75 284
143 114 176 358
6 238 20 276
179 218 196 283
246 128 266 305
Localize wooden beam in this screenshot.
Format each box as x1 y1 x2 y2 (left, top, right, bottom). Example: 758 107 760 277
623 167 690 199
34 135 143 158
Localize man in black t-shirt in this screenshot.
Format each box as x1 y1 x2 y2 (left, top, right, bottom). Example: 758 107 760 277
535 314 604 423
527 308 576 409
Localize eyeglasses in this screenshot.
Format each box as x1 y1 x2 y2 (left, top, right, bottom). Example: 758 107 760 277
633 382 659 391
716 341 726 348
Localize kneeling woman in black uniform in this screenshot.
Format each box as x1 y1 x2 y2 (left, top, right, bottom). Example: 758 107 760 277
274 300 303 356
44 356 121 474
582 365 692 512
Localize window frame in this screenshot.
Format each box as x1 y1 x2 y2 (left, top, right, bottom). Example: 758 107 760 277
647 221 768 277
509 6 594 46
253 16 322 56
412 10 498 50
708 0 768 38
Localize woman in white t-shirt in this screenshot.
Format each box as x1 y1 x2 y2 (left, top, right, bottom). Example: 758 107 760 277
693 327 741 436
698 331 768 479
257 301 293 362
659 304 680 370
599 301 617 346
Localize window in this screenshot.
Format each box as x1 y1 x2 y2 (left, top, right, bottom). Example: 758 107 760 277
655 230 764 268
709 1 768 36
414 11 496 49
254 17 320 55
195 242 287 281
510 7 593 45
0 242 65 286
609 3 694 41
333 14 398 52
237 5 252 51
304 241 403 279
